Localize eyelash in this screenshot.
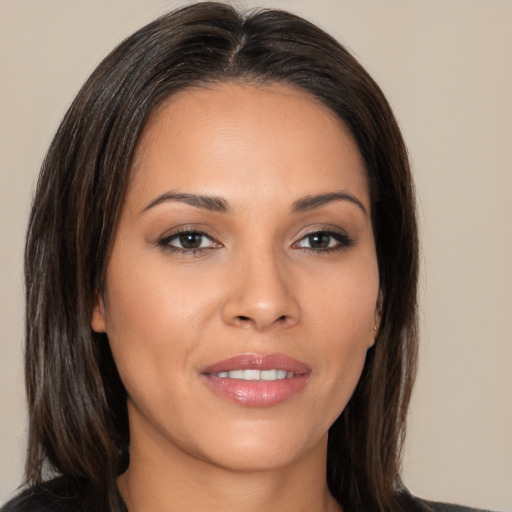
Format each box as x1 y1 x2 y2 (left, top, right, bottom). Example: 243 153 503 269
157 228 354 256
157 228 220 256
293 230 354 253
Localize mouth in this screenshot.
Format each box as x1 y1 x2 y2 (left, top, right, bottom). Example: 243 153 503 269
211 369 296 380
201 353 311 407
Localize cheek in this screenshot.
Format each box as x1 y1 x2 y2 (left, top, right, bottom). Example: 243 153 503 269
305 254 378 410
308 252 379 341
105 249 216 336
102 257 193 392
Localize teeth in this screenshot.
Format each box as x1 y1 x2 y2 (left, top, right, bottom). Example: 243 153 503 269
243 369 260 380
214 369 295 381
261 369 277 381
276 369 287 379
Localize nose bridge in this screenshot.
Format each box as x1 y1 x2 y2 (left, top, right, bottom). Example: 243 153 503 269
222 242 300 330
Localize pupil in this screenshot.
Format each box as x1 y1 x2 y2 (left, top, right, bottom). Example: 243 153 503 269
180 233 202 249
309 233 330 248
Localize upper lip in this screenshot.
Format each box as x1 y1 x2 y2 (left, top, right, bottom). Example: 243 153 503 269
201 353 311 375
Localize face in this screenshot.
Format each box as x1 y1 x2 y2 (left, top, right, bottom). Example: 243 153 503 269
92 83 380 473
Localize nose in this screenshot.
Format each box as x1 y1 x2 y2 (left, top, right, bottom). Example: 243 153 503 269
221 251 301 331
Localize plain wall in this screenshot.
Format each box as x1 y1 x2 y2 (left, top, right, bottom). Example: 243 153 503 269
1 0 511 509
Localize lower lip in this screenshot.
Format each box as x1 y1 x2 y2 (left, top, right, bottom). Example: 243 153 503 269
202 375 309 407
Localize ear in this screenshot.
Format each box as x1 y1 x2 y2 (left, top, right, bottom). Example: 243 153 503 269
374 289 383 329
91 294 107 333
368 290 383 349
368 328 377 349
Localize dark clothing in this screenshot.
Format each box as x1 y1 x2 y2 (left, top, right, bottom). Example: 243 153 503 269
423 502 496 512
1 478 496 512
0 479 113 512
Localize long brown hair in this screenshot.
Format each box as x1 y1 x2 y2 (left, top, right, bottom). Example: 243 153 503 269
24 3 418 511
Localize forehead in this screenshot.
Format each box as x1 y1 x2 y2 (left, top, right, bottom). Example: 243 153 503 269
127 82 369 210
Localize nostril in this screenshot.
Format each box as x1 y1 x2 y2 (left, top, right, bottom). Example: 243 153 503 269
235 315 288 325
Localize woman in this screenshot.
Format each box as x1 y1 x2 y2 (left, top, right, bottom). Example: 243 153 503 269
0 3 492 512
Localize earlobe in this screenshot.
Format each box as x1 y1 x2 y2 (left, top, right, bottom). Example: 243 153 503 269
91 295 107 333
369 291 383 348
368 325 377 348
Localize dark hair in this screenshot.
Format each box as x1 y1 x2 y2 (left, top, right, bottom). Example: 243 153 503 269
24 3 418 511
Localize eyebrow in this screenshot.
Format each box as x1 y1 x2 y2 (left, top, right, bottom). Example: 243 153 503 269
291 191 367 214
141 189 366 215
141 191 230 214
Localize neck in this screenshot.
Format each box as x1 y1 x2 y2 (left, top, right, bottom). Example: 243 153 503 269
119 418 341 512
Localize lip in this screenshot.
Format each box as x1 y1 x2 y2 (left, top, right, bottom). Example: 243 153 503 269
201 353 311 375
201 353 311 407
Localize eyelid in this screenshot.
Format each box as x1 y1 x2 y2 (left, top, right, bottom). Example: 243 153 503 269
292 224 350 241
292 225 354 252
156 226 222 254
156 223 221 242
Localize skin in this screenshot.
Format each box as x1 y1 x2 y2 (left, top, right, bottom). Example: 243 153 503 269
92 83 380 512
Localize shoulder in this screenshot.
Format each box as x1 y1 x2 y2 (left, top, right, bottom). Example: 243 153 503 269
419 499 497 512
1 490 70 512
399 492 496 512
1 490 52 512
0 478 104 512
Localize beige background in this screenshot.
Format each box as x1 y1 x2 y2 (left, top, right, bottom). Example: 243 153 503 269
1 0 511 509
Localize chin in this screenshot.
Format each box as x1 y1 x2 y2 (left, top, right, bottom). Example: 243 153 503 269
187 416 330 473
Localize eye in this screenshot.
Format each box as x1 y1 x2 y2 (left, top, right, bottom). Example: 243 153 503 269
294 230 353 252
158 229 220 254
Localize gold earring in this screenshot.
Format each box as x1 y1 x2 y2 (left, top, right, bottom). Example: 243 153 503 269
369 324 378 348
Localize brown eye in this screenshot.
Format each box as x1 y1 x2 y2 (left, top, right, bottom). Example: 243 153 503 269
178 233 205 249
305 233 331 249
158 230 220 253
295 230 354 251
